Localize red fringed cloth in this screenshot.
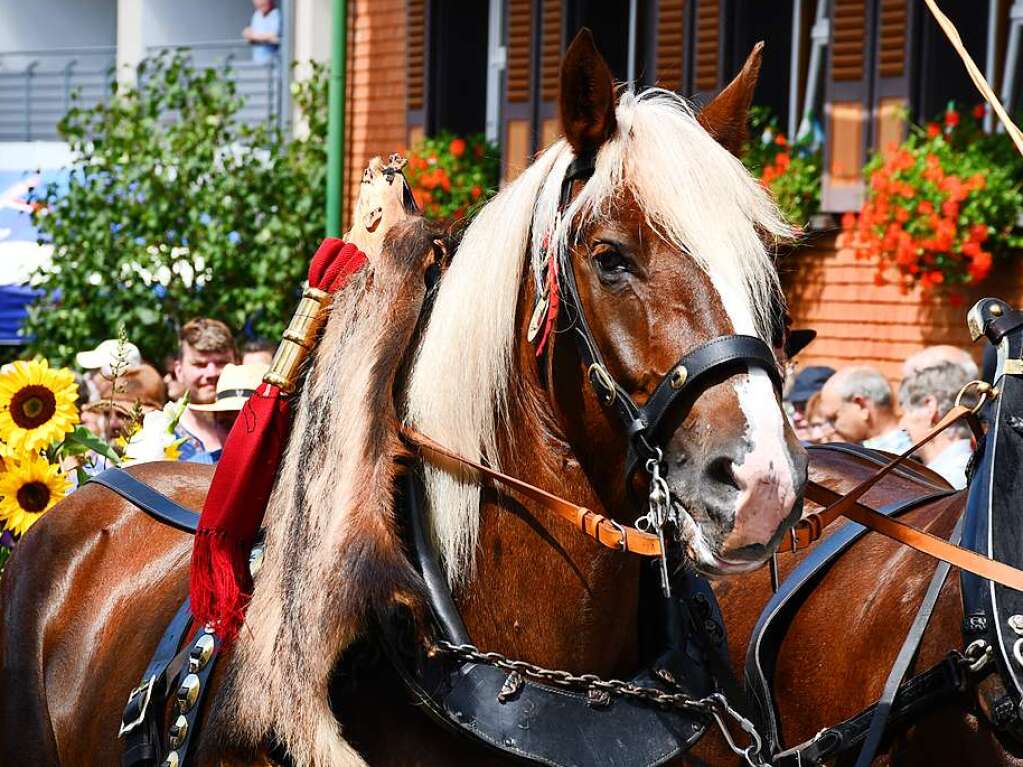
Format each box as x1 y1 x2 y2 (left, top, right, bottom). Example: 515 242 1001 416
190 238 367 642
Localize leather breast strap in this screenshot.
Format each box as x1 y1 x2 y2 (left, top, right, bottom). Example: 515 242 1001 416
402 428 663 557
778 399 1023 592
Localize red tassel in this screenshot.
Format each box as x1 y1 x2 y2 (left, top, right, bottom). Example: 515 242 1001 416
190 530 252 642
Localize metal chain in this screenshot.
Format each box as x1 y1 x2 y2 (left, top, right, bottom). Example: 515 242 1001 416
432 640 768 766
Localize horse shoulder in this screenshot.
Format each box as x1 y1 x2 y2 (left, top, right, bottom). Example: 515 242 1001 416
0 460 212 766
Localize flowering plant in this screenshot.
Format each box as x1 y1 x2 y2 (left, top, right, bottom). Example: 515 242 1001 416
843 105 1023 293
743 107 822 227
404 132 499 219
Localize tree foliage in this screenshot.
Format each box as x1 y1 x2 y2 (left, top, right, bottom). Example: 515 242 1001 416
27 52 328 365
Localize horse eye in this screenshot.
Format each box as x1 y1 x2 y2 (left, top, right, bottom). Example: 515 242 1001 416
592 245 630 277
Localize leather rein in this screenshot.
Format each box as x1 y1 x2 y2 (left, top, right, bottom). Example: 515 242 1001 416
403 152 1023 595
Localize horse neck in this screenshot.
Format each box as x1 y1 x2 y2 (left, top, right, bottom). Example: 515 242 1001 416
454 309 642 678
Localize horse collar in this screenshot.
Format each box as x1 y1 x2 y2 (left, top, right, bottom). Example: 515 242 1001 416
379 469 746 767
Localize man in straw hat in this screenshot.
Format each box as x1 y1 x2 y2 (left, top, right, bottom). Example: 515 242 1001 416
182 363 269 464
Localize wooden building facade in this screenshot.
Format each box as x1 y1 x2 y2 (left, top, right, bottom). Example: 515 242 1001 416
344 0 1022 377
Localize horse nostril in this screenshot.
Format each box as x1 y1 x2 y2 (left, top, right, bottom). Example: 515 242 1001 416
705 455 742 492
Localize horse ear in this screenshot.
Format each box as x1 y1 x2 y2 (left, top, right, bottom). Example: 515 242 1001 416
697 42 764 157
560 28 617 156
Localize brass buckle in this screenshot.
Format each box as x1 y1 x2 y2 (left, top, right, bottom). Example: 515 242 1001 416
118 675 156 737
955 380 998 414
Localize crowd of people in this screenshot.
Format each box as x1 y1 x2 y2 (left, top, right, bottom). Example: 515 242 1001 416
785 345 979 489
73 319 978 492
74 318 274 467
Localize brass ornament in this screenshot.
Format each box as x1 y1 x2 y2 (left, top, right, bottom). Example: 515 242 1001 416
188 634 216 673
168 715 188 749
669 365 689 390
176 674 200 713
264 286 333 393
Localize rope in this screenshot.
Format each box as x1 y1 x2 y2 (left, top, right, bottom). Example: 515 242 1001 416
922 0 1023 158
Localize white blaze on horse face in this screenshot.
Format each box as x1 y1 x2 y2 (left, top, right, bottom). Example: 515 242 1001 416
707 273 797 553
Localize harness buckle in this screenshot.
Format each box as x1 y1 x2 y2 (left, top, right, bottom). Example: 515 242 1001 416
118 675 156 737
604 518 629 552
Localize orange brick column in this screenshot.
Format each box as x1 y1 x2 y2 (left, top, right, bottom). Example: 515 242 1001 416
783 234 1023 383
344 0 407 218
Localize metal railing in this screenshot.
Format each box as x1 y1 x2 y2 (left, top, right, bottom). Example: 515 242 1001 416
0 47 116 141
144 40 283 131
0 40 283 142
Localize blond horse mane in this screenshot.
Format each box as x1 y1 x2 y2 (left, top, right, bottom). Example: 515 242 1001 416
405 88 792 585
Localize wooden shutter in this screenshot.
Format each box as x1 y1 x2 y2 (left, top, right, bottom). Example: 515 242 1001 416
407 0 427 147
821 0 873 212
507 0 532 103
503 0 534 182
873 0 912 154
538 0 562 150
656 0 686 91
692 0 720 92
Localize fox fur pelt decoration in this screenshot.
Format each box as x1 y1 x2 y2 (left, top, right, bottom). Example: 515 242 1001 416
205 216 442 767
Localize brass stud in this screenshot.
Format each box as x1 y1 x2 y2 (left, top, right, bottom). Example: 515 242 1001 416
176 674 200 714
168 715 189 749
990 304 1004 316
161 751 180 767
669 365 689 390
188 634 216 673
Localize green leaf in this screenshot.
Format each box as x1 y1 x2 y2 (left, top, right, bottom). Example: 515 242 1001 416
66 427 121 464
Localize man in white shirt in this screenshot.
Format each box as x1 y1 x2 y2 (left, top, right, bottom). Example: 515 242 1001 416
818 365 912 453
898 360 974 489
243 0 281 64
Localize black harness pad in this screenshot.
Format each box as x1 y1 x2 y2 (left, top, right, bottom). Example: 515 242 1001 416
379 470 732 767
961 299 1023 718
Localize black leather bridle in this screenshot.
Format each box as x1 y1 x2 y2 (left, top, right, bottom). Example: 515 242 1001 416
542 151 784 485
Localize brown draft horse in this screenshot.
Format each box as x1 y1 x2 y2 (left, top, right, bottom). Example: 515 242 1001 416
717 446 1023 766
0 35 808 766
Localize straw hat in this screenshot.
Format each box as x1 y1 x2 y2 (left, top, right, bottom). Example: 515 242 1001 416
188 363 268 412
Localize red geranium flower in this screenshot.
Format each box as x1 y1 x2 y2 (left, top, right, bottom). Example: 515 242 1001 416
944 110 960 128
973 104 986 120
449 138 466 158
926 123 941 138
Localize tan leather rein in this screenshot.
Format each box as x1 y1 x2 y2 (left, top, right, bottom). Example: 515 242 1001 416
402 380 1023 591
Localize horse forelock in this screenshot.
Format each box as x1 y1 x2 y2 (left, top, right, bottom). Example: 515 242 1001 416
406 89 792 586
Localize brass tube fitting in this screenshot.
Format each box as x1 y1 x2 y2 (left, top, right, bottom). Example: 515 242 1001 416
264 286 332 393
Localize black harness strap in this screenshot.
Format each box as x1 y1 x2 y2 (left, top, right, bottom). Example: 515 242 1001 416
90 468 199 534
745 488 956 749
852 514 965 767
773 652 968 766
120 599 193 767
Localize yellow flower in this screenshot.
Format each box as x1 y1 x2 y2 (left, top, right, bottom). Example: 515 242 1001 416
0 455 71 536
0 360 79 453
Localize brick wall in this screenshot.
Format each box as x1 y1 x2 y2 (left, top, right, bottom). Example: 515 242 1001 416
344 0 407 218
783 233 1023 382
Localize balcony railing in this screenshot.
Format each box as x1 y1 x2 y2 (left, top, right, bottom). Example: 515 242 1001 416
0 47 116 141
143 41 284 131
0 40 283 142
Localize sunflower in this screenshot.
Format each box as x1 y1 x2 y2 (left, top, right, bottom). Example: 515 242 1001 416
0 359 79 453
0 455 71 536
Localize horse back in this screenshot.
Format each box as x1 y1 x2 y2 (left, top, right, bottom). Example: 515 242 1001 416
0 461 212 767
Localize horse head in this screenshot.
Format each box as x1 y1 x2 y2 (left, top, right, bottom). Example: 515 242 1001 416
407 30 807 585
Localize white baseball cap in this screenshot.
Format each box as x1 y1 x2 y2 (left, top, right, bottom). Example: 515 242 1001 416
75 339 143 374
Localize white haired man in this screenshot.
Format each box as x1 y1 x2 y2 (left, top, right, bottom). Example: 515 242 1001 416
818 365 912 453
898 361 974 489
